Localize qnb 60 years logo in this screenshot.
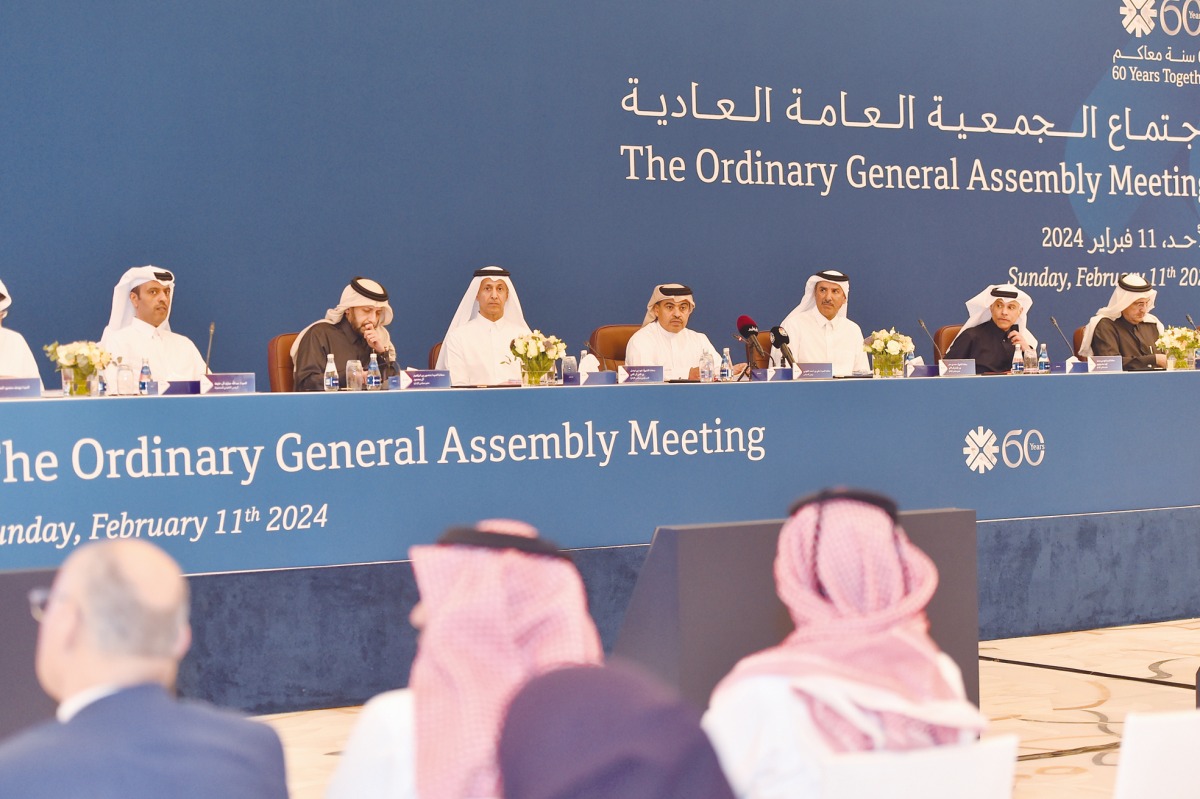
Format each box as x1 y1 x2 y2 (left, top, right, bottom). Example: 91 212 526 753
1121 0 1200 37
963 427 1045 474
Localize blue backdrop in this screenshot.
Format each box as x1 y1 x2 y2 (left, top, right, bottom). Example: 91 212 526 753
2 1 1198 384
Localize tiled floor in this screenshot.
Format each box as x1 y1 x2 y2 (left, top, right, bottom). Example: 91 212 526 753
258 619 1200 799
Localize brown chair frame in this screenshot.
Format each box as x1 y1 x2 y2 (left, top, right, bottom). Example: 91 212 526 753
932 324 962 364
267 332 299 392
586 324 641 371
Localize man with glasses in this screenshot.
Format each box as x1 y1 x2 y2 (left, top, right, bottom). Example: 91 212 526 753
0 540 287 798
100 265 208 380
1078 273 1166 370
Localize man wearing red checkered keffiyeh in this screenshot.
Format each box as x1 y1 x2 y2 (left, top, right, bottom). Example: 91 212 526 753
327 519 602 799
703 489 985 798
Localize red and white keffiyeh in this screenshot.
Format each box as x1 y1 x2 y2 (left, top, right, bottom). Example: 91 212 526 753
409 519 602 799
713 496 984 753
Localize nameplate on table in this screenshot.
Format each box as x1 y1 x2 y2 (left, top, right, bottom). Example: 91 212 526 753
1089 355 1123 372
618 365 664 383
940 359 975 376
1050 361 1089 374
748 364 796 381
160 380 201 395
0 377 42 399
398 370 451 389
793 363 833 380
905 364 939 378
203 373 256 394
563 371 618 386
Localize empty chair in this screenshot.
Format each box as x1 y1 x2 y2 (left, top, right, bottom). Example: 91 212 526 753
1113 709 1200 799
267 332 299 392
932 324 961 364
587 324 640 371
818 734 1018 799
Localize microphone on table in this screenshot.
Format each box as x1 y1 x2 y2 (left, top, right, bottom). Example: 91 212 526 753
1049 316 1075 355
917 319 942 361
736 315 769 364
769 326 795 368
204 322 215 374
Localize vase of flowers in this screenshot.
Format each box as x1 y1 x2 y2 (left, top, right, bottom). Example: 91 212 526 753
864 328 915 378
510 330 566 386
1156 326 1199 370
44 341 112 397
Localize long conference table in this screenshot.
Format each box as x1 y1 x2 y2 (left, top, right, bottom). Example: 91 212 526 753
0 370 1194 576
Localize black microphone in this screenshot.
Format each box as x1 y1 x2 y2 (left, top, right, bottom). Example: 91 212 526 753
1187 314 1198 330
917 319 942 361
1049 316 1074 355
769 326 795 368
204 322 215 374
736 315 769 363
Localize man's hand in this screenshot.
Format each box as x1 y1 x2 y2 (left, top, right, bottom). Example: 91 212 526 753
362 323 388 355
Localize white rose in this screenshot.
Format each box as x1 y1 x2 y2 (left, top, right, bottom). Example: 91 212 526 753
886 340 902 355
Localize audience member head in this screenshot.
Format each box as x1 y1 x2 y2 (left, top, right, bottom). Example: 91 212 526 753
499 661 735 799
408 519 602 799
33 540 190 704
712 488 983 753
642 284 695 332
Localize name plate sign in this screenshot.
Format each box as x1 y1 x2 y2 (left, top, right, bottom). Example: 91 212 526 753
160 380 201 396
398 370 452 389
1089 356 1123 372
940 359 975 377
204 373 256 394
793 363 833 380
1050 361 1090 374
905 364 939 378
749 367 795 381
0 378 42 399
564 371 618 386
618 365 664 383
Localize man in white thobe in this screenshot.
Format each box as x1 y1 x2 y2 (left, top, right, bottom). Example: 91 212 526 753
624 284 722 380
436 266 532 386
100 266 207 381
0 278 42 386
773 270 870 376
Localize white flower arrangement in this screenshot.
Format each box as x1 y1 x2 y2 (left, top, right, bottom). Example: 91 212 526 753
43 340 112 376
509 330 566 384
863 328 915 377
1156 325 1200 358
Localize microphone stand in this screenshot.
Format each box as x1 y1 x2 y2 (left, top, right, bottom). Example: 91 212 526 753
1048 317 1075 357
917 319 942 362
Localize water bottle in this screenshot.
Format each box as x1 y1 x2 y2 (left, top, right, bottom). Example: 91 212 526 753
1010 345 1024 374
138 358 153 395
323 353 340 391
1037 342 1050 374
367 353 382 390
719 348 733 381
699 351 714 382
903 350 915 376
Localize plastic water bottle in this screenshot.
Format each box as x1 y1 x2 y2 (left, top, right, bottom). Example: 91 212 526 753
138 358 153 395
323 353 340 391
719 348 733 381
367 353 382 390
698 351 714 383
1037 342 1050 374
903 350 915 376
1010 346 1024 374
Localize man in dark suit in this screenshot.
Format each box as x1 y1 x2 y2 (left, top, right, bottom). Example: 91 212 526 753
0 539 288 799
